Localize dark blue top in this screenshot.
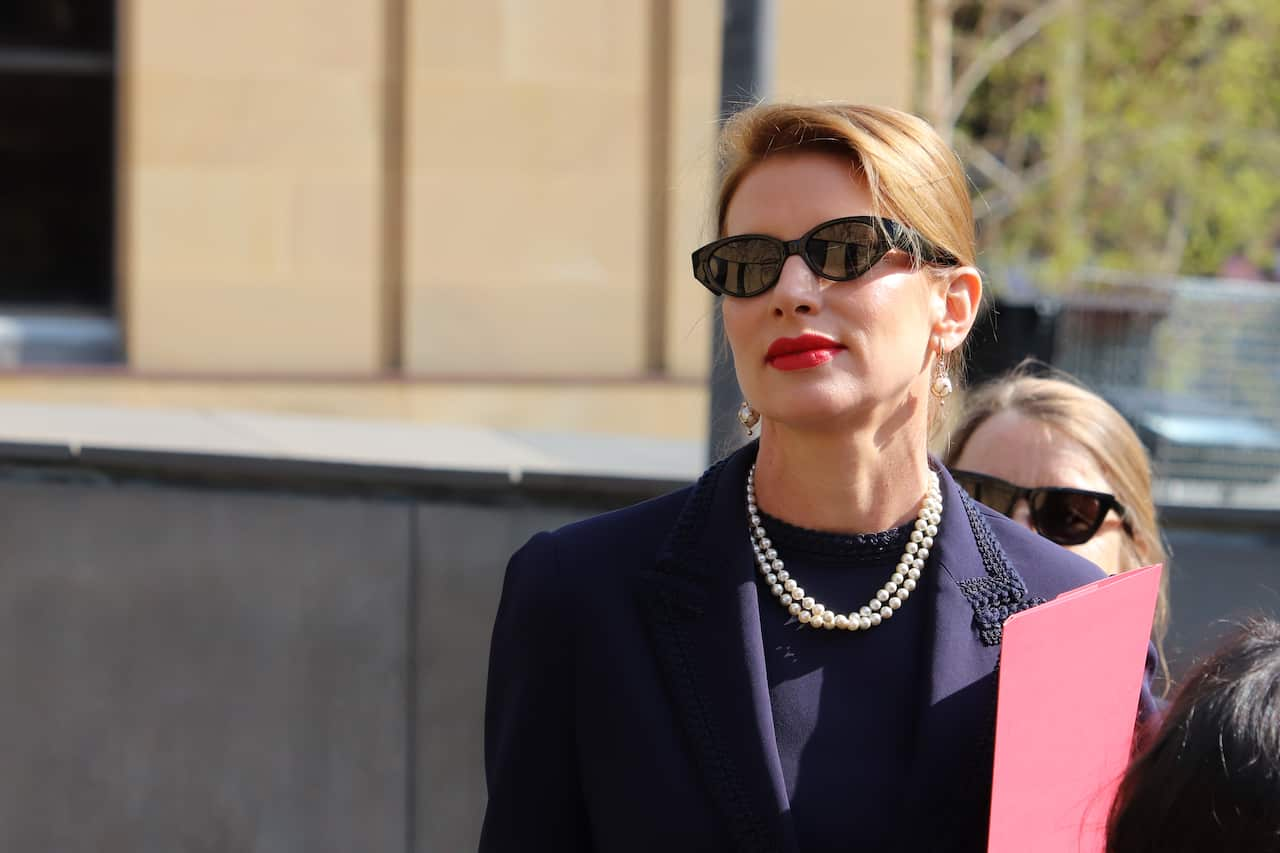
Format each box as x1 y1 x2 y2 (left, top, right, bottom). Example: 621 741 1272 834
756 512 925 849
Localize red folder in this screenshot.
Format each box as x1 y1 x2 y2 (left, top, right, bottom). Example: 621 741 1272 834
988 563 1162 853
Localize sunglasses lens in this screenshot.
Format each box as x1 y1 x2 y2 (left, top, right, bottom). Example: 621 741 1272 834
805 219 883 280
703 238 783 295
956 473 1018 515
1032 491 1106 546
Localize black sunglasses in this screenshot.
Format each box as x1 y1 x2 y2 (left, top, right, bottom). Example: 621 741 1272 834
691 215 956 298
951 470 1133 547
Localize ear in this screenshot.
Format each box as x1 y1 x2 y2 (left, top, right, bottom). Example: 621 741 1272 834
932 266 983 354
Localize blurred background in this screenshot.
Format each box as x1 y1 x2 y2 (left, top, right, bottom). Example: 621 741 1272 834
1 0 1277 849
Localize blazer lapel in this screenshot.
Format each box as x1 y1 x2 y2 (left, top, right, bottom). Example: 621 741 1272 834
904 464 1042 850
639 443 798 853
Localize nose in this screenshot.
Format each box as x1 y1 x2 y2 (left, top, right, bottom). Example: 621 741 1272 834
768 255 820 317
1008 499 1035 532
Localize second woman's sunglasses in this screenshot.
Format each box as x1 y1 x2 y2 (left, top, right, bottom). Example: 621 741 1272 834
691 215 956 297
951 470 1133 547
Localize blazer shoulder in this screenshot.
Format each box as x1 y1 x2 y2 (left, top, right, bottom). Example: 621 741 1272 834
549 485 692 553
976 503 1106 597
506 485 693 585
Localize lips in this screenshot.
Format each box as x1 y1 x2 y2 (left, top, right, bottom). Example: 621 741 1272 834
765 334 845 371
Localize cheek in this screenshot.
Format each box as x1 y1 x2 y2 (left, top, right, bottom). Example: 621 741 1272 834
1067 529 1127 575
721 299 766 355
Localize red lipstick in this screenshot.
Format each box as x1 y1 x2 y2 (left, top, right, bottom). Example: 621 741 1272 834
765 334 845 371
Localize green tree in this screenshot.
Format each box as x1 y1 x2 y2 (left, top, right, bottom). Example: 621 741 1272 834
922 0 1280 290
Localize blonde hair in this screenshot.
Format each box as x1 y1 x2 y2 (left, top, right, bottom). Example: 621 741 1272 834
944 365 1172 686
714 102 978 419
715 102 976 267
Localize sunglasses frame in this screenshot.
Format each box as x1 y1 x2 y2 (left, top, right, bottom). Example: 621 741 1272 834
951 469 1132 547
691 215 956 298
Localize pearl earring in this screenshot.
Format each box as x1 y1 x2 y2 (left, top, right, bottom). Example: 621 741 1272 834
931 346 953 399
738 401 761 434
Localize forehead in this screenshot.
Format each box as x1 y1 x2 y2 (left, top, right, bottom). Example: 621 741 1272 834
724 150 872 237
953 409 1113 494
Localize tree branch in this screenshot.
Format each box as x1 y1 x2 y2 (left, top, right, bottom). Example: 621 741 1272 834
944 0 1073 129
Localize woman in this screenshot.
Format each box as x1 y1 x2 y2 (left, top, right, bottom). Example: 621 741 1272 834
1106 618 1280 852
943 368 1171 680
481 103 1154 853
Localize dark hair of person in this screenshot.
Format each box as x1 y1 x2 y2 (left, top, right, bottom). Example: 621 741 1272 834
1106 618 1280 852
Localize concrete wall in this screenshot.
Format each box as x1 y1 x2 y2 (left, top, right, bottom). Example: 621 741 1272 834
0 453 637 852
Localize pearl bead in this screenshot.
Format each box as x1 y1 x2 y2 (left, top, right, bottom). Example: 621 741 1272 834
897 588 910 601
792 587 805 600
784 579 797 592
880 607 893 619
789 603 802 616
822 611 835 626
891 573 904 585
859 606 873 618
771 584 784 597
798 611 812 623
926 525 937 537
777 570 790 582
810 617 825 630
912 558 925 570
910 531 924 543
835 615 850 629
876 589 890 602
915 519 928 531
802 597 815 610
908 568 921 580
765 548 778 560
869 613 882 627
859 617 872 630
922 536 933 549
750 514 761 526
906 543 919 555
811 603 825 616
760 539 772 550
885 581 898 594
766 573 778 585
904 579 917 591
780 593 793 605
771 559 785 572
888 597 902 610
916 548 929 561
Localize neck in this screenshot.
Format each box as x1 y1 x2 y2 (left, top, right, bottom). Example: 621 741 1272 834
751 420 932 535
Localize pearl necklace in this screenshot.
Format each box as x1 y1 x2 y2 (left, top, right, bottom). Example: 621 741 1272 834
747 464 942 631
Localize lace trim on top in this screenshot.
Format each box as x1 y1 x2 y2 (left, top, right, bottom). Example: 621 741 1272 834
757 509 912 566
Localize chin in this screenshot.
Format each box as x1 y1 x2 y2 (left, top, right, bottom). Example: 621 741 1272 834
760 391 866 430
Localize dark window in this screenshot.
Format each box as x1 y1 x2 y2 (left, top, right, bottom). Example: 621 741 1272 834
0 2 115 311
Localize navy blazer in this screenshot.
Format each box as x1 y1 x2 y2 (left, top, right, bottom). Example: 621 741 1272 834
481 443 1154 852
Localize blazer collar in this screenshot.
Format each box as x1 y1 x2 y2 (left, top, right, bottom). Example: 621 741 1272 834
641 442 796 853
640 444 1039 853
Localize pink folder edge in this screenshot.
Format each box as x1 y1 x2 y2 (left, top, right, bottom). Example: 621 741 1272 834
987 563 1163 853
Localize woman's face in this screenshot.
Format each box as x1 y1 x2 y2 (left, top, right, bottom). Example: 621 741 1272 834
721 151 944 435
951 409 1132 574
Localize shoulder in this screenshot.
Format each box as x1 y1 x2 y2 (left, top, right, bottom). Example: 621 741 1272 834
976 503 1106 598
550 485 692 556
503 485 692 589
